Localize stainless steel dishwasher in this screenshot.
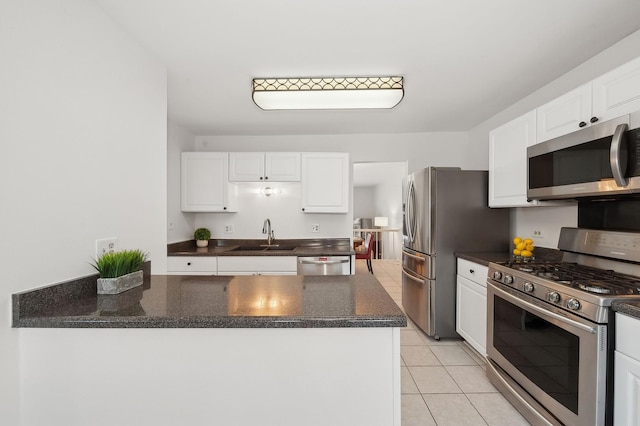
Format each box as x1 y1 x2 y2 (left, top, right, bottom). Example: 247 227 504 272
297 256 351 275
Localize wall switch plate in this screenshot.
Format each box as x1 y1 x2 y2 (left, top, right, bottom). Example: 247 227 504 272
224 224 234 234
96 238 118 258
311 224 320 233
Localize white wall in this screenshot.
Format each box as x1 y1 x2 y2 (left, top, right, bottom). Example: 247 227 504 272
354 187 377 218
0 1 167 423
167 122 196 242
196 132 477 172
511 205 578 249
180 132 476 241
470 29 640 247
372 164 407 260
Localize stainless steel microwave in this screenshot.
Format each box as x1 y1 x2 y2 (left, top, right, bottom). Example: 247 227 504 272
527 110 640 200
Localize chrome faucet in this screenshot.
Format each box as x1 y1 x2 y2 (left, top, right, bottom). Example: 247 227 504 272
262 218 275 245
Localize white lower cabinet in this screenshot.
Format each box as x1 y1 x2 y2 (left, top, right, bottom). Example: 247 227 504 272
166 256 217 275
456 258 489 357
217 256 297 275
614 312 640 425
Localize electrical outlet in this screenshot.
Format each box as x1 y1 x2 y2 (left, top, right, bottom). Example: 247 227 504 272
96 238 118 258
224 224 234 234
532 230 543 238
168 221 174 230
311 224 320 233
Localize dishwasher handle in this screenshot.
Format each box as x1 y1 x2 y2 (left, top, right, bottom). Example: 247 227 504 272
298 259 350 265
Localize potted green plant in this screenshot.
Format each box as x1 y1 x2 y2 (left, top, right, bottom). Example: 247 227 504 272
194 227 211 247
91 249 148 295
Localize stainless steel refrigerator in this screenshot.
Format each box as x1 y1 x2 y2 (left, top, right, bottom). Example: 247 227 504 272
402 167 509 339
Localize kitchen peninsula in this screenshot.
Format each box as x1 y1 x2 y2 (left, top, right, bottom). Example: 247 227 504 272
13 268 405 426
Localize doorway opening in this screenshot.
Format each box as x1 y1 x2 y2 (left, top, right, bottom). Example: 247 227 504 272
353 162 407 260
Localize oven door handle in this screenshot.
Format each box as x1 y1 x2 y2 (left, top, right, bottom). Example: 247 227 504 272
490 283 598 335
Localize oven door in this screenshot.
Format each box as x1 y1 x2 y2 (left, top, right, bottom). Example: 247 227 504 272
487 281 608 426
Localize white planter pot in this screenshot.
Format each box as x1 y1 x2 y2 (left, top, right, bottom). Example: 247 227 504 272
196 239 209 248
97 270 144 295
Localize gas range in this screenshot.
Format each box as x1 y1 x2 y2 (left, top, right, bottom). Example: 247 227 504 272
487 227 640 324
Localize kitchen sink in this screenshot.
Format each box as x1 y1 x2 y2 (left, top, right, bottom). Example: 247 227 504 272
265 246 297 251
229 245 297 252
230 246 266 251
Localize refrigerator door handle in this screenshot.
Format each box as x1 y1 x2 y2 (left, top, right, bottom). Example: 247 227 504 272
402 268 424 283
402 250 426 263
407 180 417 242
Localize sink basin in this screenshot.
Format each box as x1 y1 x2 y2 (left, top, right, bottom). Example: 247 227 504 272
264 246 297 251
230 246 267 251
229 245 297 252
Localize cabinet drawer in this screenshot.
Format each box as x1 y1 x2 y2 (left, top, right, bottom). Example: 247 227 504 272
217 256 297 273
167 256 217 273
457 259 488 286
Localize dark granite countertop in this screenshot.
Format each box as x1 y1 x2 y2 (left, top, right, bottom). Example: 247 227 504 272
455 247 563 267
13 271 406 329
168 238 355 257
613 301 640 320
455 252 512 267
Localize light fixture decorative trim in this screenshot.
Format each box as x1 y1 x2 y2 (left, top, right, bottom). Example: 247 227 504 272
252 76 404 110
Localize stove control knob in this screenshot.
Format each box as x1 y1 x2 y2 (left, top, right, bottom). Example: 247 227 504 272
492 271 503 281
523 282 534 293
503 275 514 285
547 292 561 303
567 299 581 311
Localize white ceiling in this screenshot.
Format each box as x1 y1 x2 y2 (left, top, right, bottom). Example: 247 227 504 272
96 0 640 136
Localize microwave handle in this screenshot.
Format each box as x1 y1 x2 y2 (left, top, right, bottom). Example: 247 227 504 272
610 123 629 187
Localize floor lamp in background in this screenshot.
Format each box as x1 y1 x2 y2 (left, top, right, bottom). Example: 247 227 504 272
374 216 388 259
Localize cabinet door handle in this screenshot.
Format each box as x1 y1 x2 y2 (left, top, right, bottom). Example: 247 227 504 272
187 262 191 266
578 121 587 128
264 176 269 180
470 269 475 274
590 116 599 124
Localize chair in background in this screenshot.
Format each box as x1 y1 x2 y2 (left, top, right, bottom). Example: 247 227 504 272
355 232 374 274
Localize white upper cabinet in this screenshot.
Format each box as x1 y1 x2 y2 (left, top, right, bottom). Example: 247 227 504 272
489 110 539 207
536 83 592 143
593 56 640 121
301 153 350 213
265 152 301 181
181 152 237 212
537 57 640 143
229 152 300 182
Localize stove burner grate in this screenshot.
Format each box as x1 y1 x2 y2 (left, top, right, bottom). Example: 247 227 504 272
576 281 612 294
498 261 640 296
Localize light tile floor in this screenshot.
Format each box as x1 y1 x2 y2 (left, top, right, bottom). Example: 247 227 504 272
355 259 531 426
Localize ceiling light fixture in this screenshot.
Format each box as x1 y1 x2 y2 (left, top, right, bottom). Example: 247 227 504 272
252 76 404 110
